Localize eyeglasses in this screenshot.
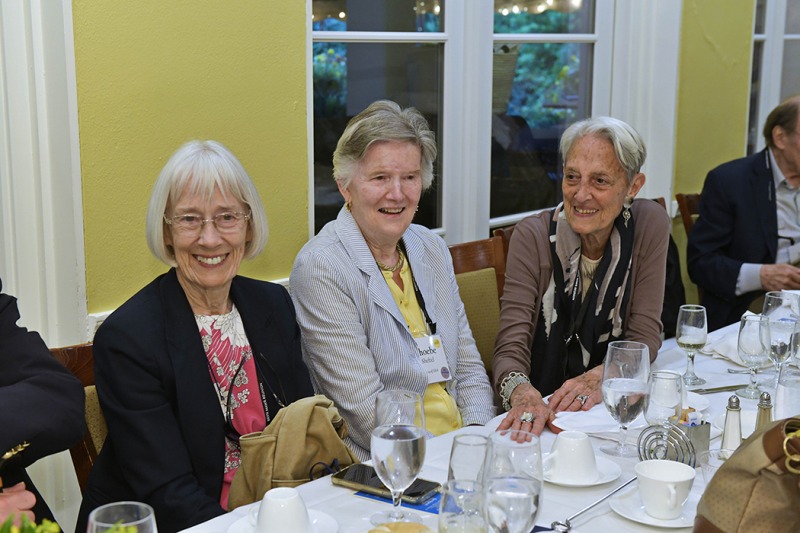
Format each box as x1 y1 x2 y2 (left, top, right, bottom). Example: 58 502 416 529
163 211 251 234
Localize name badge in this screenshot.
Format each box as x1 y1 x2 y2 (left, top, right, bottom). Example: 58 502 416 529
414 334 451 384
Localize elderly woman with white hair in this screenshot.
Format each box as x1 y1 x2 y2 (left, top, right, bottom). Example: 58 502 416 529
493 116 670 436
77 140 313 532
290 100 495 460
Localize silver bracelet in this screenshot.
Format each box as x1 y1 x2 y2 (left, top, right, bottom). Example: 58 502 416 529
499 371 531 411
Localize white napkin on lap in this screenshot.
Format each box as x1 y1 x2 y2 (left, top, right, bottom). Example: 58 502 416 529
552 404 646 440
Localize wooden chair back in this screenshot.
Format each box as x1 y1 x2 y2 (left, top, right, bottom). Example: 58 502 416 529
675 193 701 237
449 236 506 385
491 225 516 264
50 343 106 494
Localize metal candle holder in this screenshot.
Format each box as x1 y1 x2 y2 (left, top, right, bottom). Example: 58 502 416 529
637 422 697 467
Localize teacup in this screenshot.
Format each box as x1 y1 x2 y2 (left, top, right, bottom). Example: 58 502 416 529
635 460 695 520
249 487 310 532
543 430 598 484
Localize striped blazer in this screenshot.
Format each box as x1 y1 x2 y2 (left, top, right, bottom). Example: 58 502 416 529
290 208 495 459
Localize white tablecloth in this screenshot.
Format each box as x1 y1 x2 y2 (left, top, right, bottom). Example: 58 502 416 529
183 321 766 533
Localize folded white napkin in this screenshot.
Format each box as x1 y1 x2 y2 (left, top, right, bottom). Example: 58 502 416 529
701 335 749 367
552 403 647 441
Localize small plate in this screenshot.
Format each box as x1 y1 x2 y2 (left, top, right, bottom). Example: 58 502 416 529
227 508 338 533
543 454 622 487
686 391 709 411
713 410 757 438
609 488 698 528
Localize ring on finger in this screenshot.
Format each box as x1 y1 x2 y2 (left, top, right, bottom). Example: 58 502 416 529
576 394 589 407
519 411 535 424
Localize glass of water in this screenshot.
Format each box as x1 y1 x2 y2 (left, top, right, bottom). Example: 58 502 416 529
438 479 487 532
775 365 800 419
601 340 650 457
87 501 157 533
370 390 426 525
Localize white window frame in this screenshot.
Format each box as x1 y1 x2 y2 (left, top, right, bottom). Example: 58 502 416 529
752 0 799 153
306 0 683 241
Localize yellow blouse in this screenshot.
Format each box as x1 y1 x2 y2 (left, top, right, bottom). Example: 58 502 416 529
381 254 463 435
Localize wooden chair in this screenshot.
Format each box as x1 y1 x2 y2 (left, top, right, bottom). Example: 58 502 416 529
492 224 515 261
449 236 506 385
675 193 701 237
50 343 106 494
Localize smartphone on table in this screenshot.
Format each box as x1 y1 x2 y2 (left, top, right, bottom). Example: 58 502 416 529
330 463 441 505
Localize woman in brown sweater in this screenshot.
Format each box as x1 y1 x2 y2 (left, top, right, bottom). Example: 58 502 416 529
492 116 670 436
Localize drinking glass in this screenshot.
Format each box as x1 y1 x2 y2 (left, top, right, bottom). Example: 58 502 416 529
737 314 770 399
774 365 800 419
677 304 708 386
763 292 800 390
482 430 542 533
645 370 683 428
370 390 426 525
87 501 157 533
438 480 487 532
601 340 650 457
448 433 489 483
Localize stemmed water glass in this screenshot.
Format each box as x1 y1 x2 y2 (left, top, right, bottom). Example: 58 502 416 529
87 501 158 533
481 430 543 533
644 370 683 459
601 340 650 457
677 304 708 386
370 390 426 525
736 314 770 399
762 291 800 390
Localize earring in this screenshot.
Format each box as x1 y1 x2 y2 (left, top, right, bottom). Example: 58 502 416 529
345 201 351 212
622 196 632 228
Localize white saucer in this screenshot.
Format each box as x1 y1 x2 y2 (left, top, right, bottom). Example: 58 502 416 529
227 508 338 533
609 488 698 528
543 454 622 487
686 391 709 411
713 410 757 438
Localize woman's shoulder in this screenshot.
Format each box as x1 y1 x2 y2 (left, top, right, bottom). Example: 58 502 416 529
632 198 670 233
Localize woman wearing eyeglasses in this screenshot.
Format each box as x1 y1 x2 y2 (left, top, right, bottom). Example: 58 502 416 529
76 140 313 533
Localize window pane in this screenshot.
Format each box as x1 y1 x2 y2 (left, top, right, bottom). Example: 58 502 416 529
312 0 443 32
313 42 443 233
754 0 766 34
747 40 764 155
786 0 800 33
781 41 800 101
490 43 592 218
494 0 594 34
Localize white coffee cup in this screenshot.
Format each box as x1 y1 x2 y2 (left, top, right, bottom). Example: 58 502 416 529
249 487 310 532
635 460 696 520
543 430 598 484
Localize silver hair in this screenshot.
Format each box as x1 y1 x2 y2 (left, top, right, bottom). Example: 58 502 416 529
559 116 647 182
332 100 437 190
145 140 269 266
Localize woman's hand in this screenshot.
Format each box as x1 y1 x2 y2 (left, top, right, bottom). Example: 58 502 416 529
548 366 603 413
0 482 36 524
496 382 553 437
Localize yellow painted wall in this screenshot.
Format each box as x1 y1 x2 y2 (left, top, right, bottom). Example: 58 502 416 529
674 0 755 303
72 1 308 314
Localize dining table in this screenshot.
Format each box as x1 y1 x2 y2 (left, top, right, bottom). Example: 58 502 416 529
183 320 774 533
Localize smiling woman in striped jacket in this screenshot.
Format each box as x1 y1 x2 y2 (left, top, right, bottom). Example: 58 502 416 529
290 100 495 460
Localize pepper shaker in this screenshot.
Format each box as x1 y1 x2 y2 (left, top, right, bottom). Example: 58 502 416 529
720 395 742 450
755 391 773 433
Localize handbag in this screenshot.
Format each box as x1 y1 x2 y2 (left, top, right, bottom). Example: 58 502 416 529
227 394 360 509
693 417 800 532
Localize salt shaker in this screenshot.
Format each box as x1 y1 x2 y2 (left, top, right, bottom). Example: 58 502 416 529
720 395 742 450
755 391 773 433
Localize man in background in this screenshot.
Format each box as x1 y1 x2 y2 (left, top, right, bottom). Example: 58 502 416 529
688 94 800 331
0 278 85 524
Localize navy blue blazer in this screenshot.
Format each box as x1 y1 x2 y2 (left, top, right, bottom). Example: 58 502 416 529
76 269 313 533
0 279 85 523
687 149 776 331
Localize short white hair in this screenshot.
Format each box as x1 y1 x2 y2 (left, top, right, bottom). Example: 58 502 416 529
145 140 268 266
560 116 647 182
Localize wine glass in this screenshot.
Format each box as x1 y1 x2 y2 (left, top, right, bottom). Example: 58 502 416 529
448 433 488 483
677 304 708 386
87 501 158 533
763 291 800 390
736 314 770 399
482 430 542 533
600 340 650 457
644 370 683 459
370 390 426 525
774 364 800 419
